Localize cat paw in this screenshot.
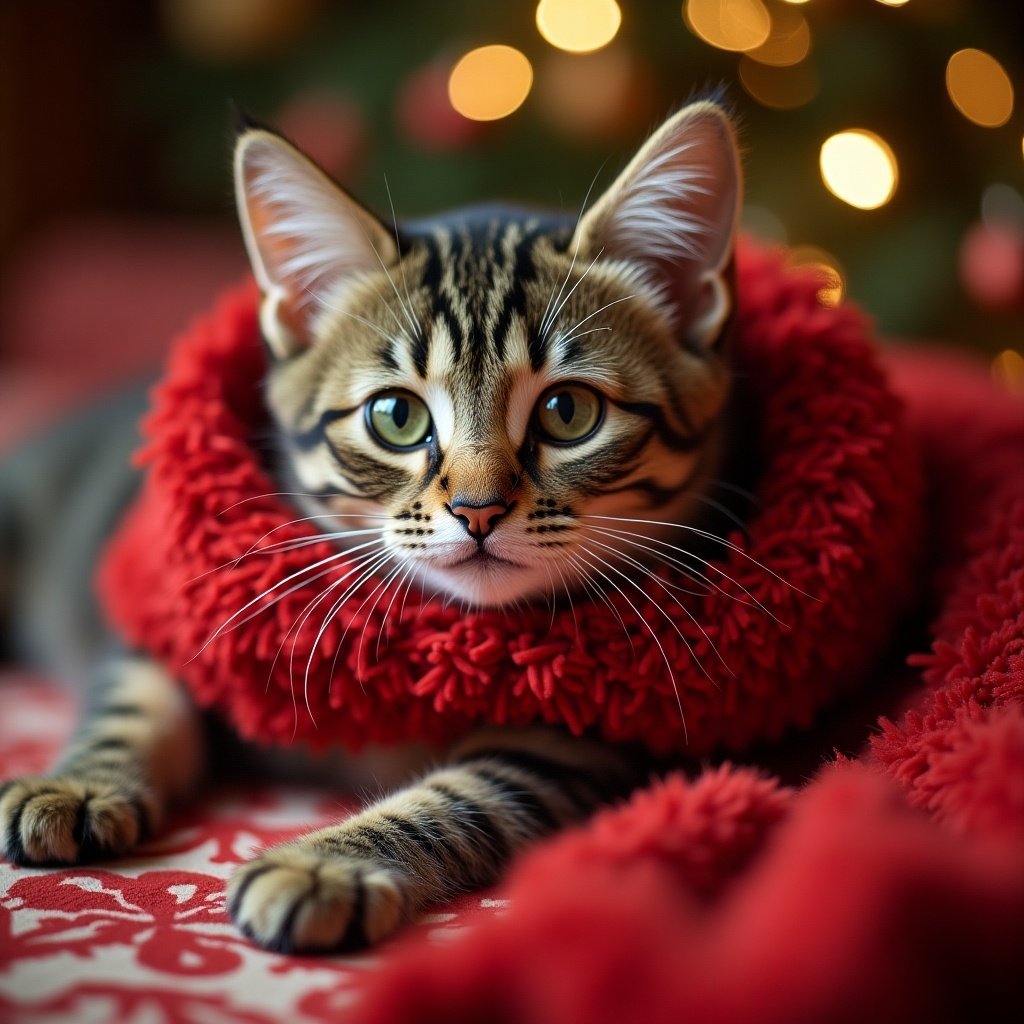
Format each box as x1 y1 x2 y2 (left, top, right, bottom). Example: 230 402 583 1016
227 847 406 953
0 776 155 866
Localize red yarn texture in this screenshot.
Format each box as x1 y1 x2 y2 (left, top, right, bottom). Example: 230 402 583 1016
348 349 1024 1024
97 242 922 755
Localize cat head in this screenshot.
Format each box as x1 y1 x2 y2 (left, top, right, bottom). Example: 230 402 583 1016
233 100 741 607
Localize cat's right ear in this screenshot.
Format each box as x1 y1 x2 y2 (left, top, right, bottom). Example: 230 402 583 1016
234 128 399 359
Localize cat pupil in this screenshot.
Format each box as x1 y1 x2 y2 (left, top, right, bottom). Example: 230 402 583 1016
392 398 409 429
555 393 574 425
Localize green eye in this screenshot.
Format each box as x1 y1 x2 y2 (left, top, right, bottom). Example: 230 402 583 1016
536 384 603 444
366 391 432 450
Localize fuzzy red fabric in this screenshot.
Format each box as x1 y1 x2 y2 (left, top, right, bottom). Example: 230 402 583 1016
97 241 922 755
345 348 1024 1024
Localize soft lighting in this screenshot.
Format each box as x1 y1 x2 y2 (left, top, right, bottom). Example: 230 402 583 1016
991 349 1024 396
788 245 845 307
747 3 811 67
820 130 898 210
683 0 771 54
739 57 818 109
536 0 622 54
946 49 1014 128
875 1 911 7
448 45 534 122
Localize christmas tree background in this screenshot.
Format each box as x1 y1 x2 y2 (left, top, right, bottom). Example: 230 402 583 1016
1 0 1022 387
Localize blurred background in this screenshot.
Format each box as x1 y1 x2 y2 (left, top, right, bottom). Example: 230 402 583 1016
1 0 1022 447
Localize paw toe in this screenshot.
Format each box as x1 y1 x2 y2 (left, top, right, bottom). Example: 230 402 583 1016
228 850 406 953
0 777 151 866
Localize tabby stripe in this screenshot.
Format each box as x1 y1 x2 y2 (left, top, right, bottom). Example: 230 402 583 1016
466 747 628 813
608 397 704 452
95 702 146 718
431 292 465 364
290 406 360 452
425 782 511 869
347 824 405 863
469 767 563 832
378 813 446 869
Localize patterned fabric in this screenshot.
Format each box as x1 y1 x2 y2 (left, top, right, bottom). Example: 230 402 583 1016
0 678 503 1022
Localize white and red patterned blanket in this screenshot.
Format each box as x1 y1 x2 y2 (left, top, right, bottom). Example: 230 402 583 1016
0 676 501 1023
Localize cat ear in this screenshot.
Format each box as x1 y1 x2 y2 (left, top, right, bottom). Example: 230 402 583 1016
572 101 741 350
234 128 399 359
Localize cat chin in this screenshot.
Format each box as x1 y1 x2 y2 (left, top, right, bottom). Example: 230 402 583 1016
415 559 554 609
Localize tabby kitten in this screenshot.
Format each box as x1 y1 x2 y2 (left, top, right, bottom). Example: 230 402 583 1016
0 99 740 953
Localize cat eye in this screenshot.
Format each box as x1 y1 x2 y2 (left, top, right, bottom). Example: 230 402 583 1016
535 383 603 445
365 390 433 450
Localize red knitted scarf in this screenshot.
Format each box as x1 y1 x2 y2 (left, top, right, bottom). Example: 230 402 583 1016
97 242 922 754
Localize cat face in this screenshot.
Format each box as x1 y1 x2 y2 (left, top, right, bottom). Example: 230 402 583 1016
234 101 741 607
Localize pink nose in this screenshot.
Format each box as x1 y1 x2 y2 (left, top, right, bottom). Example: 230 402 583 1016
450 502 509 539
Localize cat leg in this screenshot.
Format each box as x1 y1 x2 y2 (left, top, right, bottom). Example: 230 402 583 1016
0 655 203 865
228 728 642 953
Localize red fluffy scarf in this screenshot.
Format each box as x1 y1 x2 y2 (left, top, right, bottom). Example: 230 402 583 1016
97 241 922 754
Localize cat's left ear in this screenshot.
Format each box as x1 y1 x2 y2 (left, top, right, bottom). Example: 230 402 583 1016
572 101 741 350
234 127 400 359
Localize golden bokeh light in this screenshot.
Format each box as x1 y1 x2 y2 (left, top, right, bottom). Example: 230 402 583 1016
788 245 845 307
448 45 534 122
875 1 911 8
819 130 898 210
747 3 811 67
991 349 1024 396
683 0 771 54
536 0 622 54
946 48 1014 128
739 57 818 109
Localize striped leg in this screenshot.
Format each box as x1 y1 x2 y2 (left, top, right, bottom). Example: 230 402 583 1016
0 656 203 865
228 728 642 953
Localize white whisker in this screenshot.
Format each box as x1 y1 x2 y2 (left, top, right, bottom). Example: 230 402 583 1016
574 547 687 743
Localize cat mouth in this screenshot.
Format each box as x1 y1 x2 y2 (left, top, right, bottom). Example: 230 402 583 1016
453 550 520 569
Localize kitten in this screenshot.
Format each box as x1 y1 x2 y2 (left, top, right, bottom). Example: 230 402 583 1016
0 99 740 953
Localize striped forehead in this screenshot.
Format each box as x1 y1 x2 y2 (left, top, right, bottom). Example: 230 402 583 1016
402 212 571 375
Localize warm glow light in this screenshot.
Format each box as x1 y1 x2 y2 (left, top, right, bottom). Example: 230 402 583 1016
448 45 534 122
946 48 1014 128
683 0 771 54
788 246 845 307
747 3 811 67
739 57 818 109
875 1 911 7
991 349 1024 396
536 0 622 53
820 130 898 210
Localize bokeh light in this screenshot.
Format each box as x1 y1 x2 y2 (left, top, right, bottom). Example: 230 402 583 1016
819 130 898 210
945 48 1014 128
739 57 818 109
747 3 811 67
991 349 1024 396
536 0 622 54
875 1 911 8
788 245 845 307
448 45 534 122
683 0 771 54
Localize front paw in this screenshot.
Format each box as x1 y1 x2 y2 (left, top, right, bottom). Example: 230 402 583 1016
0 776 154 866
227 847 406 953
